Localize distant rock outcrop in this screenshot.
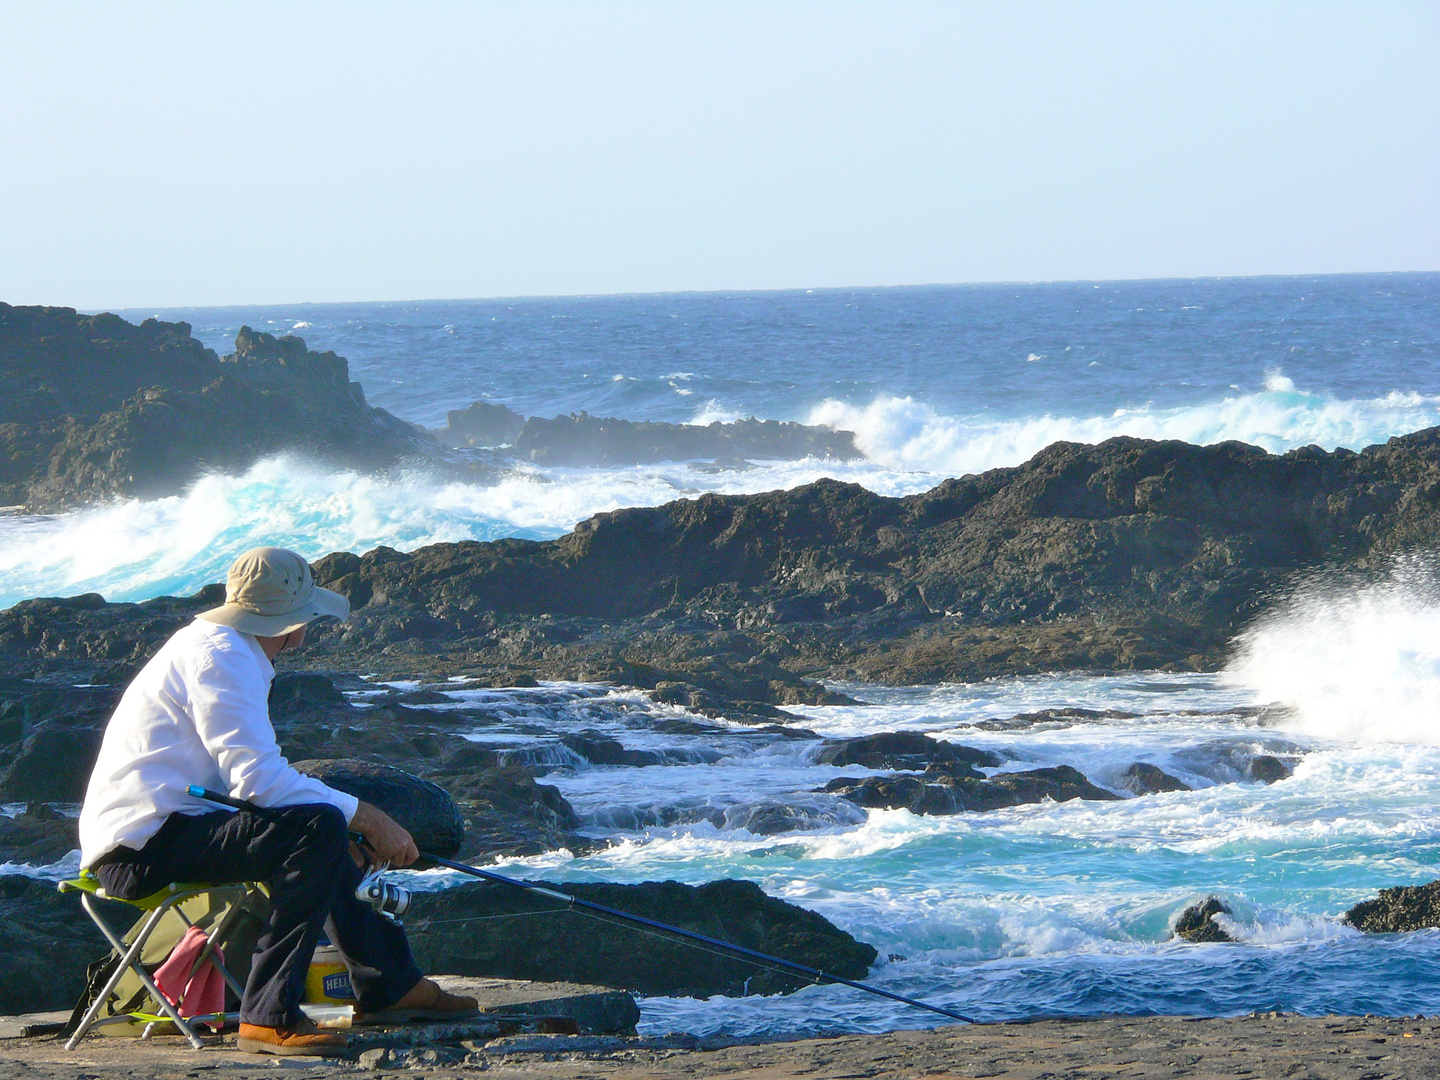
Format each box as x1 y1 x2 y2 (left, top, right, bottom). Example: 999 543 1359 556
508 413 859 467
434 402 860 467
438 401 527 448
0 305 430 508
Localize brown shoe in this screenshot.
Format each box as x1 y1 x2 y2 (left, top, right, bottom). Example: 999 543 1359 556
236 1019 349 1056
363 977 480 1024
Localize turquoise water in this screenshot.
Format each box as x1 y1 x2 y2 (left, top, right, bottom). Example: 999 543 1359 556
368 642 1440 1034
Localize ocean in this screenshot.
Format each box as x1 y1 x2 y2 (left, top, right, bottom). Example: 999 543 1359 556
7 272 1440 1034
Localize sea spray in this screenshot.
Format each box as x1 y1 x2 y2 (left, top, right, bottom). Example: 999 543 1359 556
1226 555 1440 744
805 382 1440 478
0 453 934 609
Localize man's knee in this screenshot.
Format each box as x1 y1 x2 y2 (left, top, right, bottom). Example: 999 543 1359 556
276 803 350 856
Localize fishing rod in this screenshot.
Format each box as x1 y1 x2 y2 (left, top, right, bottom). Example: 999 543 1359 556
185 786 975 1025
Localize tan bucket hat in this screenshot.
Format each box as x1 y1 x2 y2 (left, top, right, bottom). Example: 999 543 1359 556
197 547 350 637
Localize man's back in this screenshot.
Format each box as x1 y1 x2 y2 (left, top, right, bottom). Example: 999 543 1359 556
79 618 353 868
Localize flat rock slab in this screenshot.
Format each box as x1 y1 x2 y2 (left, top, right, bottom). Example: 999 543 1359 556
4 1013 1440 1078
430 975 639 1034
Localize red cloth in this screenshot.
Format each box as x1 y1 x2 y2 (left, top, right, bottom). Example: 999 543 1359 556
152 925 226 1025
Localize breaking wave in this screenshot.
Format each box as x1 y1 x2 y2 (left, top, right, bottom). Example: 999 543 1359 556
807 379 1440 477
0 453 929 608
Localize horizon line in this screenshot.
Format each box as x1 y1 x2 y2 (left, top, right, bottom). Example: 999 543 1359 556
43 267 1438 316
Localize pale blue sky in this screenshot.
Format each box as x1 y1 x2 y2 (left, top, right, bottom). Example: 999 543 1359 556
1 1 1436 308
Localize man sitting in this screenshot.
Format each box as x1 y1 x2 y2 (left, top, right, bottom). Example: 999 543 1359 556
78 547 476 1055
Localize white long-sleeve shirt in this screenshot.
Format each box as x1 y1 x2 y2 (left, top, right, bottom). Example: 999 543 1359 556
79 618 359 867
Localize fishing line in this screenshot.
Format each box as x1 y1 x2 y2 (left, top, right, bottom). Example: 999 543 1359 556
424 851 977 1024
184 786 976 1025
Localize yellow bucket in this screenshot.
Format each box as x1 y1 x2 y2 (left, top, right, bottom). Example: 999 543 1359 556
304 943 356 1005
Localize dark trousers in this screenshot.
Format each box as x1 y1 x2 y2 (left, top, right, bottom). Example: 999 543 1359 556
93 804 423 1027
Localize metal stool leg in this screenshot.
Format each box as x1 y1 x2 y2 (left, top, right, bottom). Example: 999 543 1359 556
67 893 206 1050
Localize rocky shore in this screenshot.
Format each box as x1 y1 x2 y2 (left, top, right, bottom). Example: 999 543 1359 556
4 1012 1439 1079
8 425 1440 703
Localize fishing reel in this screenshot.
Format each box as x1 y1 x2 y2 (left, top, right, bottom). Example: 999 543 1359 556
356 863 411 924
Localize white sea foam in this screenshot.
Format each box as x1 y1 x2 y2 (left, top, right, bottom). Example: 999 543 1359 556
1226 556 1440 744
806 381 1440 477
0 454 936 608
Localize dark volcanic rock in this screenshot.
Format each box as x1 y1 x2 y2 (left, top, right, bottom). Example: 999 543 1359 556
1344 880 1440 933
507 413 860 468
815 732 1002 774
269 671 349 719
0 727 103 802
437 401 526 448
0 306 430 508
1118 762 1192 795
824 764 1120 815
559 732 667 767
407 878 877 997
0 876 110 1013
1246 755 1292 784
1174 897 1234 943
292 758 465 858
435 766 590 861
0 804 79 865
15 427 1440 692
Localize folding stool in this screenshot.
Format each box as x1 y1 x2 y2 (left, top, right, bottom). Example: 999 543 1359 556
59 872 256 1050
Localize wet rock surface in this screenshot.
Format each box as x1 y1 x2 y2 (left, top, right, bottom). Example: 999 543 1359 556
291 759 466 858
1118 762 1192 795
1173 897 1235 942
823 764 1122 816
813 731 1003 773
0 804 78 866
0 876 108 1013
0 727 103 803
1344 879 1440 933
439 767 594 861
407 878 878 997
0 678 120 804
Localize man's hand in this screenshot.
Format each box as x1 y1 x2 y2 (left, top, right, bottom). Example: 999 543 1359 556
351 801 419 867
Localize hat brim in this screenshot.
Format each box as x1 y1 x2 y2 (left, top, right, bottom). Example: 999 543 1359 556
197 585 350 638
